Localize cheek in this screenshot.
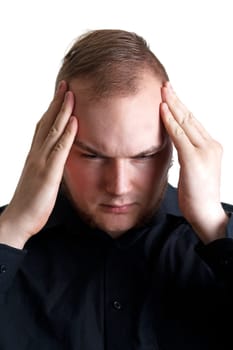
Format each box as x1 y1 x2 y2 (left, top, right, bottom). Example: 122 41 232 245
64 153 102 191
64 154 87 187
142 153 172 188
131 162 162 194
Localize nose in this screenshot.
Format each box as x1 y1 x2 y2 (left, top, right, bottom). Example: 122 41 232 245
105 159 131 196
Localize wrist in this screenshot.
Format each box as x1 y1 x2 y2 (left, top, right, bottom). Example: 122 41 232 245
0 211 28 249
190 206 229 244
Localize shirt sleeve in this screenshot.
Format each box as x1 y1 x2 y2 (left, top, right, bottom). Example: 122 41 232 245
0 244 27 293
195 213 233 282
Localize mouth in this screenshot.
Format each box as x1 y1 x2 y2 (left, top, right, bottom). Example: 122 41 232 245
100 203 135 214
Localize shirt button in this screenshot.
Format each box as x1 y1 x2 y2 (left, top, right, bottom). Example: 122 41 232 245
0 264 6 273
113 300 122 310
220 257 232 266
222 259 229 265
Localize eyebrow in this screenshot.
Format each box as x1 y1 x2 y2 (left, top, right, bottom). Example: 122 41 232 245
74 139 167 158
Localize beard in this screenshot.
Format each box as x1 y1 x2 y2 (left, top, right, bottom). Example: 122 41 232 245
61 177 168 236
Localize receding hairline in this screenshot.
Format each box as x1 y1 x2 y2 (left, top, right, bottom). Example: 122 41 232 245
55 29 169 100
67 67 166 103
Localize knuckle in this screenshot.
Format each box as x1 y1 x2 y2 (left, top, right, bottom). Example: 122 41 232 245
175 126 184 136
53 142 65 152
63 127 72 137
48 126 59 137
181 111 193 125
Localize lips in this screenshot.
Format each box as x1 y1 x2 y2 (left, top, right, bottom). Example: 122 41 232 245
100 203 135 214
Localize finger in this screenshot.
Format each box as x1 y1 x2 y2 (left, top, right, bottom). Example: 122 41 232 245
161 83 211 147
163 82 211 140
41 91 75 157
160 102 194 159
47 116 78 176
31 80 68 148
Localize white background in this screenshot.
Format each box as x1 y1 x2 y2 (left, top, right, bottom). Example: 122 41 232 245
0 0 233 206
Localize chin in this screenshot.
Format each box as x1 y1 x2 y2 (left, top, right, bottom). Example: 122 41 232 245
61 178 169 236
91 215 138 237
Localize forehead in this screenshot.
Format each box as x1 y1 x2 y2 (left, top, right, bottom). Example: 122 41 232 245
70 74 164 156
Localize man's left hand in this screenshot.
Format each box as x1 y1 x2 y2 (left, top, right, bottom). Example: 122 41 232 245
160 82 229 243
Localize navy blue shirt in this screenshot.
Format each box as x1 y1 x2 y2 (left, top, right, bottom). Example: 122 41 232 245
0 185 233 349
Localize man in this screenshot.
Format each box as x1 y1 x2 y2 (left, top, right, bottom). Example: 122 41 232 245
0 29 232 349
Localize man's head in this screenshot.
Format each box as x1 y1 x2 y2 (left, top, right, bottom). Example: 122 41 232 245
56 29 172 237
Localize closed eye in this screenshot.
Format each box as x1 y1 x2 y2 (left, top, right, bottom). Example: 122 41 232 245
133 153 158 160
81 153 106 159
81 153 159 160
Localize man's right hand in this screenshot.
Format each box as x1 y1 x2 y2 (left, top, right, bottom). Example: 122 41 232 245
0 81 78 249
